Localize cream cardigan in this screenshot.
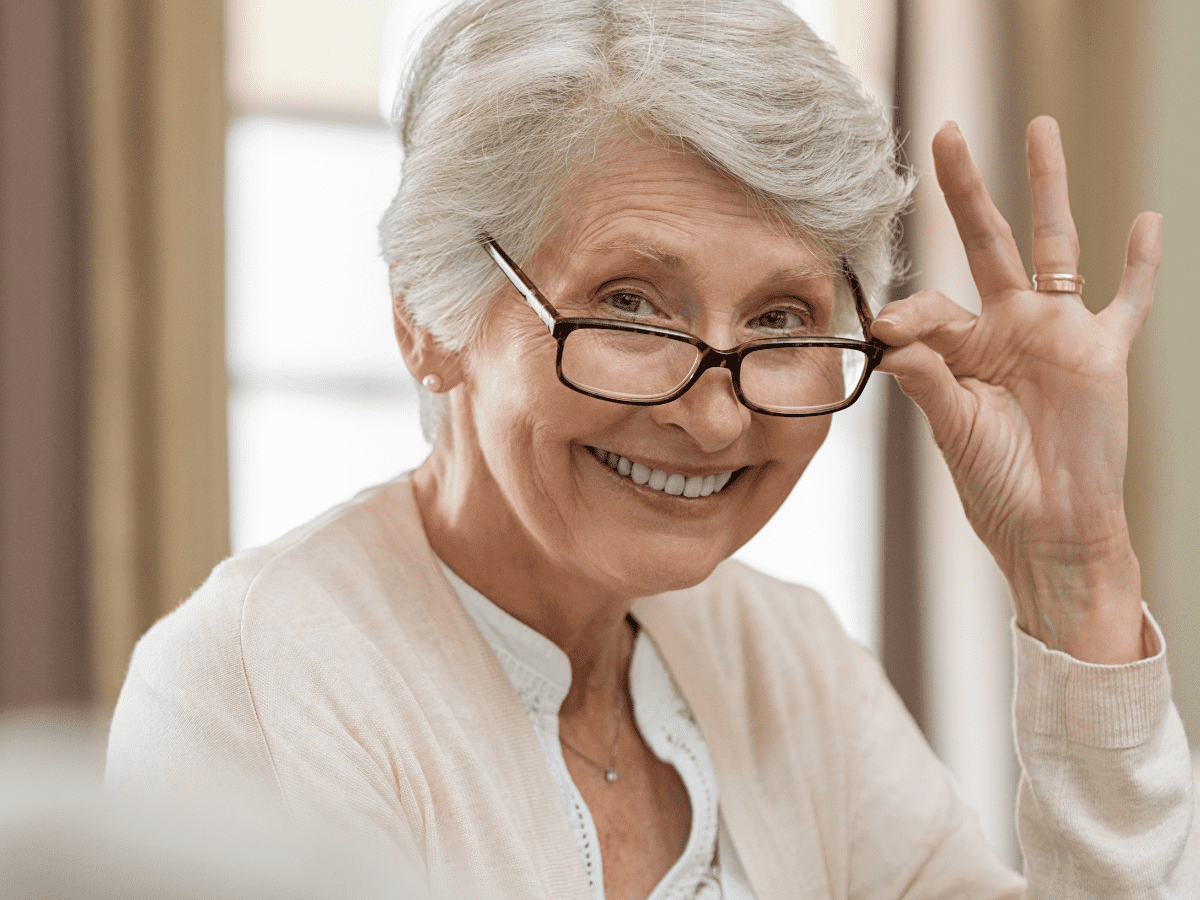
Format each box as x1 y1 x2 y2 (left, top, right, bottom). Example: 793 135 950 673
107 477 1199 899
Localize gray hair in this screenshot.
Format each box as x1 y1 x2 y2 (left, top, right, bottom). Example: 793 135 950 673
378 0 913 439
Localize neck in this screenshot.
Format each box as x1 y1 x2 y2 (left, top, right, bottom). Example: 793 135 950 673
412 432 635 717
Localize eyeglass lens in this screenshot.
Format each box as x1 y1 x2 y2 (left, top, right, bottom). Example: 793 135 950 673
560 329 870 413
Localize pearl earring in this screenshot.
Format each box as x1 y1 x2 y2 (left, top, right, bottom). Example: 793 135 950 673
421 373 443 393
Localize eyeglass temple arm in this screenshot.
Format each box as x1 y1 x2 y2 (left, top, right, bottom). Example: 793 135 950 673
839 258 880 345
477 234 560 332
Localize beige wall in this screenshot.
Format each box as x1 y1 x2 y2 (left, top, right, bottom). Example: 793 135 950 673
901 0 1022 863
1145 0 1200 742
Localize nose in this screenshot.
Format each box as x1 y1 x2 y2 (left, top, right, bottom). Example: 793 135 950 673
649 362 752 453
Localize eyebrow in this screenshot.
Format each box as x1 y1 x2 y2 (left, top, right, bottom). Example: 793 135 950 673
578 239 834 282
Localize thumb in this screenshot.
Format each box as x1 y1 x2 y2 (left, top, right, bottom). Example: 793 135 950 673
878 341 967 448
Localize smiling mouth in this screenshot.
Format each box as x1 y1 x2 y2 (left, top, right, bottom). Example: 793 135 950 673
586 446 742 498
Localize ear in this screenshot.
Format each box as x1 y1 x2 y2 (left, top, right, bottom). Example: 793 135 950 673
392 295 465 391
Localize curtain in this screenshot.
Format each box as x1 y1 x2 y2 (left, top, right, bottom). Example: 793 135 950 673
84 0 229 710
0 0 90 709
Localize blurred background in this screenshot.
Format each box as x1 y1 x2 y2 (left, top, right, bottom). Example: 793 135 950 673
0 0 1196 869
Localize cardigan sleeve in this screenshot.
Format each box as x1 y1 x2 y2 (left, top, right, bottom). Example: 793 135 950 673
1012 608 1199 898
846 607 1198 899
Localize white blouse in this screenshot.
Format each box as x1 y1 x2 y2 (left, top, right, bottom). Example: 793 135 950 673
440 562 757 900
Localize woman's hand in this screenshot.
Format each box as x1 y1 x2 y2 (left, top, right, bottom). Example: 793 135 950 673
872 116 1161 664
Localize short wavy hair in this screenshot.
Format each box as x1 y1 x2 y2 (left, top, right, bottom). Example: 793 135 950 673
379 0 912 437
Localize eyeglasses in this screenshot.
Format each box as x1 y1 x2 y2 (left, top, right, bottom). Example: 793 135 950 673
477 235 886 416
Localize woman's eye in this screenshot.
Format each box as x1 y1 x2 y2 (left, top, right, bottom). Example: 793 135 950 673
750 307 813 334
601 291 659 319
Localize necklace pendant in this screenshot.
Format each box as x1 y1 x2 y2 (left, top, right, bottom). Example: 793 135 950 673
605 767 618 783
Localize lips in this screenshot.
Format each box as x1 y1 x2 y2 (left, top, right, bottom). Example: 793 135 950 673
587 446 737 498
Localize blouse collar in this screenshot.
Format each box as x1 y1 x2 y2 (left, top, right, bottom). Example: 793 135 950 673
438 561 573 718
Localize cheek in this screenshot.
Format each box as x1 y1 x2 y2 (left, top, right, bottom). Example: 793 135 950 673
759 415 833 490
468 313 556 412
722 419 830 553
465 317 605 471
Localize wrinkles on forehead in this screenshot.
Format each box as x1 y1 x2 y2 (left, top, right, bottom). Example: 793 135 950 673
546 131 841 278
576 237 834 282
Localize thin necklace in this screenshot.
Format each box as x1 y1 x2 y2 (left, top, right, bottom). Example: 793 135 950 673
559 684 623 783
559 617 634 784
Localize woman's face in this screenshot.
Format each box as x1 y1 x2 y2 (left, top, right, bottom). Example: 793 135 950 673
451 138 839 599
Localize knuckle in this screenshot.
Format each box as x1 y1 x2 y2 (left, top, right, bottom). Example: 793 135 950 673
1032 221 1078 247
944 167 987 201
962 215 1016 255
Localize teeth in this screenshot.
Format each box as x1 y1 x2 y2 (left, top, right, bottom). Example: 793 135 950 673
590 447 735 498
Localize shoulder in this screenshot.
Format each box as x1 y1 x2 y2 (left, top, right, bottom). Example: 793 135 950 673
108 477 449 799
124 478 424 685
635 558 877 692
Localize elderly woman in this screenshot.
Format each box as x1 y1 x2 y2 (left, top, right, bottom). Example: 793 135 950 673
107 1 1198 898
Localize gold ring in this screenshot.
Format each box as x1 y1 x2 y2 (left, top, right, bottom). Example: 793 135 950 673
1033 272 1084 294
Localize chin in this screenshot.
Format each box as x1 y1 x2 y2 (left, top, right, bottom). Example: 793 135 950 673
577 526 745 600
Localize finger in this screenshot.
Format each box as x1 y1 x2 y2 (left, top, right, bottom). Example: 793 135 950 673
872 290 976 359
1027 116 1081 287
877 341 967 448
933 121 1031 298
1098 211 1162 346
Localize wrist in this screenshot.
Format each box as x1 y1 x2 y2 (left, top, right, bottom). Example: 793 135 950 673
1008 540 1147 664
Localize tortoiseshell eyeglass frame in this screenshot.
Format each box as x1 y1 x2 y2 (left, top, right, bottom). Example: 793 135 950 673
477 234 888 417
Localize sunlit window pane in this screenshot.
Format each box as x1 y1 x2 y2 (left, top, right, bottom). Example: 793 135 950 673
226 115 422 552
229 386 428 550
226 116 402 382
227 0 392 117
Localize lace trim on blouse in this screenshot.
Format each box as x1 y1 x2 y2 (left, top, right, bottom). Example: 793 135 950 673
439 561 754 900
